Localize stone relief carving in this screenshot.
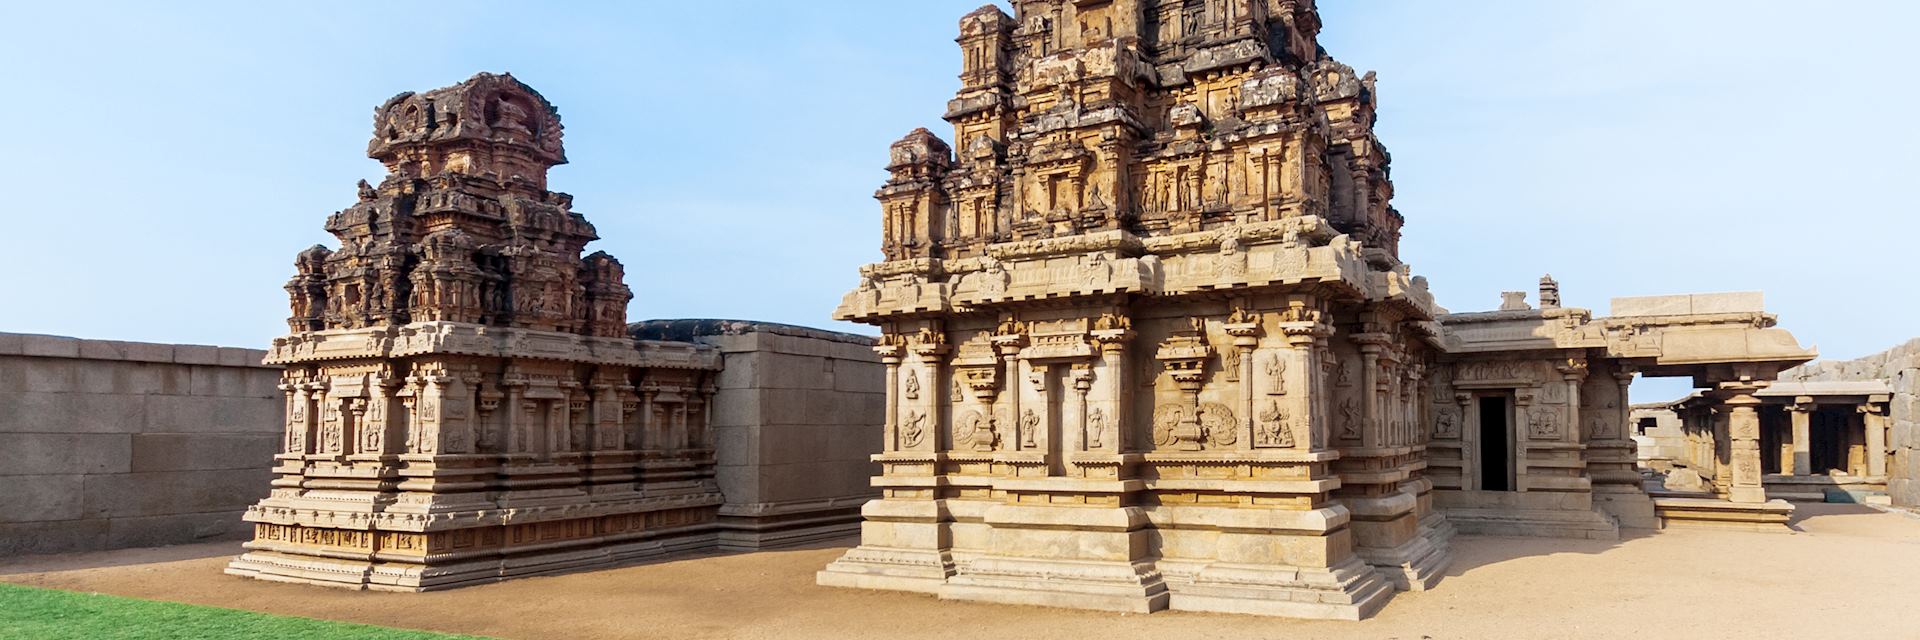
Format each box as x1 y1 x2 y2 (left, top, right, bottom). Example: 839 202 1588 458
1588 415 1614 439
1255 400 1293 448
956 410 999 451
1266 353 1286 395
1020 409 1040 448
1527 407 1560 439
902 411 927 448
1338 397 1361 440
1088 408 1106 449
1542 380 1567 404
1153 402 1238 449
905 370 921 400
1435 408 1460 439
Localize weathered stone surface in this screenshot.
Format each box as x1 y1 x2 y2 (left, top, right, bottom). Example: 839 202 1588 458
0 339 282 555
0 520 109 556
0 475 88 523
129 433 279 472
0 434 131 476
84 469 273 519
230 74 735 592
0 391 148 434
633 320 882 551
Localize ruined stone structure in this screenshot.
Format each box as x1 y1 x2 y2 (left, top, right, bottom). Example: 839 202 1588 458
1433 287 1812 536
1775 339 1917 507
228 74 729 590
1637 338 1917 506
820 1 1449 619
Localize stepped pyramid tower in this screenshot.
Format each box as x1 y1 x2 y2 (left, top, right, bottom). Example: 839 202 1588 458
228 73 724 591
820 0 1450 619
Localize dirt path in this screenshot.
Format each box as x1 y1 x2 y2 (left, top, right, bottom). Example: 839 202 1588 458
5 504 1917 640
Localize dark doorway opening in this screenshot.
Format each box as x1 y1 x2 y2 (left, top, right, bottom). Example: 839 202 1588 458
1810 408 1849 474
1478 396 1511 491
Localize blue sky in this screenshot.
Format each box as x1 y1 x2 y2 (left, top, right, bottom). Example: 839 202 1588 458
2 1 1913 402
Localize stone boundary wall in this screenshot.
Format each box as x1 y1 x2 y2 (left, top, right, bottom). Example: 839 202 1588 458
631 320 883 549
0 333 281 555
1782 338 1920 507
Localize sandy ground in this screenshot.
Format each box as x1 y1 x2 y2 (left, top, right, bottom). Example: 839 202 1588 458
5 504 1919 640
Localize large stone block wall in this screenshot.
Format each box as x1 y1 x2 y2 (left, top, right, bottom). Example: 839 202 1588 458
0 332 281 555
631 320 883 549
1783 338 1920 507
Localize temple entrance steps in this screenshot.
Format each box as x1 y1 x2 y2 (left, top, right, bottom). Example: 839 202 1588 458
1761 474 1887 503
1651 497 1794 532
1433 490 1622 541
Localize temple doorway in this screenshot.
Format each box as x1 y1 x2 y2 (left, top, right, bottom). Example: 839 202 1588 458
1809 407 1852 475
1478 395 1513 491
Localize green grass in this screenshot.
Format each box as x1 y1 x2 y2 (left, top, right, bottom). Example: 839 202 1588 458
0 583 489 640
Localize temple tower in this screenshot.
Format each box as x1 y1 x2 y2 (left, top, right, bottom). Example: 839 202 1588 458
229 73 724 591
821 1 1448 619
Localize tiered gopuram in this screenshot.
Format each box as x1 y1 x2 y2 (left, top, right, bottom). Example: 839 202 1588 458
228 73 725 591
818 1 1449 618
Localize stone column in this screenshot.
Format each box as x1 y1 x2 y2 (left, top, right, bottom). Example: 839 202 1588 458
1356 336 1385 449
1090 326 1132 453
1788 399 1813 476
1558 359 1587 444
881 343 902 452
1225 318 1262 448
1863 401 1889 478
1279 318 1326 450
1070 364 1093 453
1722 383 1767 504
638 387 657 453
909 337 950 453
993 334 1027 452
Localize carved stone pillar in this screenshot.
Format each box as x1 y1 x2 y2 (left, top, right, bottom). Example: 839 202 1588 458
1279 316 1328 451
1721 383 1767 504
1558 359 1587 445
1355 334 1386 449
1862 400 1889 478
1711 407 1732 497
993 333 1028 452
1070 364 1093 453
1224 315 1263 449
283 382 313 456
638 386 658 453
1788 399 1813 476
1089 325 1133 453
880 341 903 452
907 336 949 453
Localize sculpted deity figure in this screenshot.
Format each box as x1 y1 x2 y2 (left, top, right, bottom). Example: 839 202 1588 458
1339 397 1360 439
1266 353 1287 395
1088 408 1106 449
1257 400 1293 448
902 411 926 448
904 370 921 400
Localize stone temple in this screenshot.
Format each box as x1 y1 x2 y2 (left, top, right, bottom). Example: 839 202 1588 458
817 0 1822 619
145 0 1907 623
225 73 853 590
